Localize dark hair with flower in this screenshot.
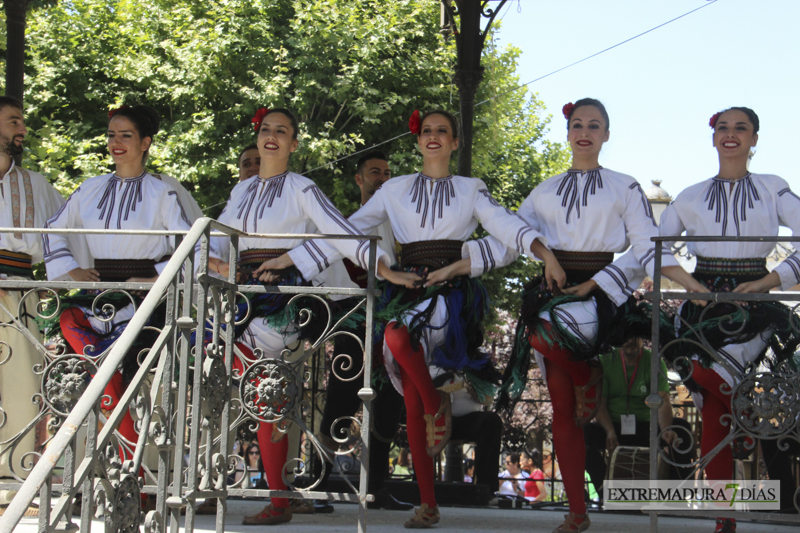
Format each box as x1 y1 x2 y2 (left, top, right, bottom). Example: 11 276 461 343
563 97 610 131
709 107 760 134
251 108 270 133
251 107 300 139
108 105 130 120
408 110 421 135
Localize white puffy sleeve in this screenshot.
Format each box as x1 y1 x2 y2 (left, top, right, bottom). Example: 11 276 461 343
472 182 546 261
771 180 800 289
157 191 195 274
287 184 387 279
43 189 84 281
461 237 520 278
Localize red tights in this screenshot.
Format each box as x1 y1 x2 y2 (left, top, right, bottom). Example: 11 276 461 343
530 322 597 516
60 308 138 460
692 364 733 481
236 343 290 509
384 323 440 508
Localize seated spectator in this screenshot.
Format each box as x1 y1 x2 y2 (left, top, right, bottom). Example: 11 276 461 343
584 338 695 498
499 452 529 498
464 459 475 483
521 449 547 502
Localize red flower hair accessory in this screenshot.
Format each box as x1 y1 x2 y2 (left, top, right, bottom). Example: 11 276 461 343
709 112 721 129
251 108 270 132
562 102 575 120
108 105 129 120
408 109 421 135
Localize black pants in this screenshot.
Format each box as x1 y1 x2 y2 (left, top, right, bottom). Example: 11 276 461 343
761 438 800 512
584 417 695 494
317 329 405 493
451 411 503 492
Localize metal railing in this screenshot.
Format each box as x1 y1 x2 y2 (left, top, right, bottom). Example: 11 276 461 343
0 220 380 533
648 236 800 532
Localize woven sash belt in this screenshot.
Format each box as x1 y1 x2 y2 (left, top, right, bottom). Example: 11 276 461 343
239 248 290 270
400 240 463 269
0 250 33 278
94 256 170 282
552 249 614 272
695 256 767 276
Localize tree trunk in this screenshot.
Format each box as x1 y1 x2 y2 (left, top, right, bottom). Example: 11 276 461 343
5 0 29 101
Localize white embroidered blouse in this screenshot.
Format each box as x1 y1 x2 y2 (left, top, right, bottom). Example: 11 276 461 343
660 173 800 289
43 172 194 281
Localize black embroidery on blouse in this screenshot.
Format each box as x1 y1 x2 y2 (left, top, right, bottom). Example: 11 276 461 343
96 172 146 230
556 168 603 224
410 173 454 229
706 174 759 236
236 171 288 232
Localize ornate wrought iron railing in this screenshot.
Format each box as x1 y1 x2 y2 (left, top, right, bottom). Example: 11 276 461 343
648 236 800 532
0 220 380 533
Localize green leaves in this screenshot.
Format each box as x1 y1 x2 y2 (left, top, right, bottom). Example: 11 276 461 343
9 0 568 318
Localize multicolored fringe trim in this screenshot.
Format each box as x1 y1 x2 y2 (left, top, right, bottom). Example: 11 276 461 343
497 275 671 410
662 268 800 373
372 265 497 396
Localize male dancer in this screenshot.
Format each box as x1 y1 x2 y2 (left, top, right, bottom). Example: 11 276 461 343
0 97 65 517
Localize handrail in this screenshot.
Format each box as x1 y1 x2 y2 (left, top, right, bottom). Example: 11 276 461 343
0 217 381 533
0 217 215 529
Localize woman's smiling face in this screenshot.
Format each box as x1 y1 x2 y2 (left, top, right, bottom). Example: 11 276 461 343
257 111 298 162
418 113 458 159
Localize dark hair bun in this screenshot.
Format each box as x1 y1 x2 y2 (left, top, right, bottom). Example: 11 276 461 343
132 104 160 138
110 104 160 139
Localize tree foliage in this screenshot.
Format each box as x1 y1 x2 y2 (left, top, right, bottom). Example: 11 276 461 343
2 0 569 315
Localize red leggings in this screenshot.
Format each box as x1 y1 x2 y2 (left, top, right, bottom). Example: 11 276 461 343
60 308 139 459
236 344 290 509
691 364 733 481
529 322 596 515
384 323 440 508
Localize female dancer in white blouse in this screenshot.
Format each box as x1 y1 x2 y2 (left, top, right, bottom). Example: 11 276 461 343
43 104 197 459
504 98 706 533
206 107 378 526
265 109 561 528
660 107 800 533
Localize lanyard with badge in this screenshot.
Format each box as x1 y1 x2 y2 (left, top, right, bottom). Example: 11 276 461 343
619 348 641 435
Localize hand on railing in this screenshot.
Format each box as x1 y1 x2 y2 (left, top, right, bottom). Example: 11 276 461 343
69 267 101 282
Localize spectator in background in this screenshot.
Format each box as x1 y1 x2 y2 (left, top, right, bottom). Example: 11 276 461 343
521 449 547 503
498 452 529 498
464 459 475 483
583 337 695 499
237 144 260 181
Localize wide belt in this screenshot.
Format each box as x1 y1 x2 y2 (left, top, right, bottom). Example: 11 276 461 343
400 240 463 269
0 250 33 279
94 256 170 282
552 249 614 272
695 256 767 277
239 248 291 269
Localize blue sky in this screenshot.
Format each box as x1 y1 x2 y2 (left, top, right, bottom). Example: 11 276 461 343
494 0 798 201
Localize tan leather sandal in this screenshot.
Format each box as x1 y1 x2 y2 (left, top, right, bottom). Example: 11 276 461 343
404 504 440 529
574 365 602 426
423 391 452 456
242 503 292 525
553 512 590 533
